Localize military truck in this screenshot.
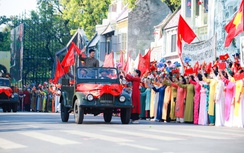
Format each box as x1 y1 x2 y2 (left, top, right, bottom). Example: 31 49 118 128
60 67 132 124
0 77 19 112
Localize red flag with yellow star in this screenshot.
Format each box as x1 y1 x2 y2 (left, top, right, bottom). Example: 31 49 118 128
225 0 244 47
177 15 196 59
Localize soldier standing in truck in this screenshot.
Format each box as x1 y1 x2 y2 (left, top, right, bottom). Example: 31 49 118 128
79 49 99 67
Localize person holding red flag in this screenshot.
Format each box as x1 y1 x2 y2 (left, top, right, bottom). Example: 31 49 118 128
174 76 187 123
79 49 99 67
122 69 141 123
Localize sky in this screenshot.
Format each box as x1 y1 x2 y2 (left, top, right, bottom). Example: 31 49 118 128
0 0 37 17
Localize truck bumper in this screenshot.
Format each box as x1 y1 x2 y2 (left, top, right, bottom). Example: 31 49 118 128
79 104 133 109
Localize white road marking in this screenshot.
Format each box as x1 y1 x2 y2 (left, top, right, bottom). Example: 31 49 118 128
26 125 40 128
186 129 244 137
221 128 244 134
62 130 133 142
0 138 27 149
143 129 233 140
119 143 159 151
19 131 80 145
104 129 185 141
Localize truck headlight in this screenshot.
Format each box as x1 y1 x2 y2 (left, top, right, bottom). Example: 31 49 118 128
119 95 126 102
87 94 94 101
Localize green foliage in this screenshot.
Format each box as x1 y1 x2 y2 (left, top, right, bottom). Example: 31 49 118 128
36 1 71 46
24 1 68 64
0 0 73 83
123 0 137 9
21 0 72 83
0 15 21 51
0 16 10 25
0 27 11 51
61 0 111 39
162 0 181 12
124 0 181 12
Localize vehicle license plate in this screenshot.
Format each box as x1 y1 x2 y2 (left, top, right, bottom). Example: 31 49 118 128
100 100 113 104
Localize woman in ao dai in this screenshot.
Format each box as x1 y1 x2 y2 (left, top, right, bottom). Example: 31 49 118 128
214 74 225 126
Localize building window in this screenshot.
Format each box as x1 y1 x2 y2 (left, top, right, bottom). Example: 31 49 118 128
112 4 117 12
171 34 176 53
229 6 234 15
186 0 191 17
106 37 111 54
195 0 200 16
118 33 127 51
204 0 208 13
109 3 117 12
234 6 238 14
117 34 121 51
121 33 127 51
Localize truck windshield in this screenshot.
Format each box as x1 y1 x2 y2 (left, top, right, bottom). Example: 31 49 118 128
77 67 118 80
0 79 10 86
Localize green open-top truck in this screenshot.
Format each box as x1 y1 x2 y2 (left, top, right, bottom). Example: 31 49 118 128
60 67 132 124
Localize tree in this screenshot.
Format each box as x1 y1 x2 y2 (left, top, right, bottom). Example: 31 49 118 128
61 0 111 39
0 15 20 51
0 16 10 25
0 1 74 83
20 0 72 84
35 1 70 60
0 26 11 51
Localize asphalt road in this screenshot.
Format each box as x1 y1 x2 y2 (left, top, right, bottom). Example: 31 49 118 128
0 111 243 153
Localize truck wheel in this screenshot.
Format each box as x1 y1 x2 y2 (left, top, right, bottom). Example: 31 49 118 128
103 111 112 123
2 105 7 112
74 99 84 124
12 103 18 112
61 99 69 122
7 104 11 112
120 108 131 124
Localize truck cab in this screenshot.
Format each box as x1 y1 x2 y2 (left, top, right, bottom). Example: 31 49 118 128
60 67 132 124
0 77 19 112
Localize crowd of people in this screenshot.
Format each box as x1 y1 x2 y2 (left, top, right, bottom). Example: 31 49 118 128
13 82 62 113
5 48 244 128
119 53 244 128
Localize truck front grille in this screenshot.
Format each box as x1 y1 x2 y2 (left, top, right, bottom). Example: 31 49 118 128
100 94 114 104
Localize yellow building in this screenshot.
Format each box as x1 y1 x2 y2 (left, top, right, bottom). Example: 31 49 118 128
115 6 128 62
0 51 10 73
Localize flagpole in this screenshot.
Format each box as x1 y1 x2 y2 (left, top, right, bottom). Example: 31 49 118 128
196 36 201 42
